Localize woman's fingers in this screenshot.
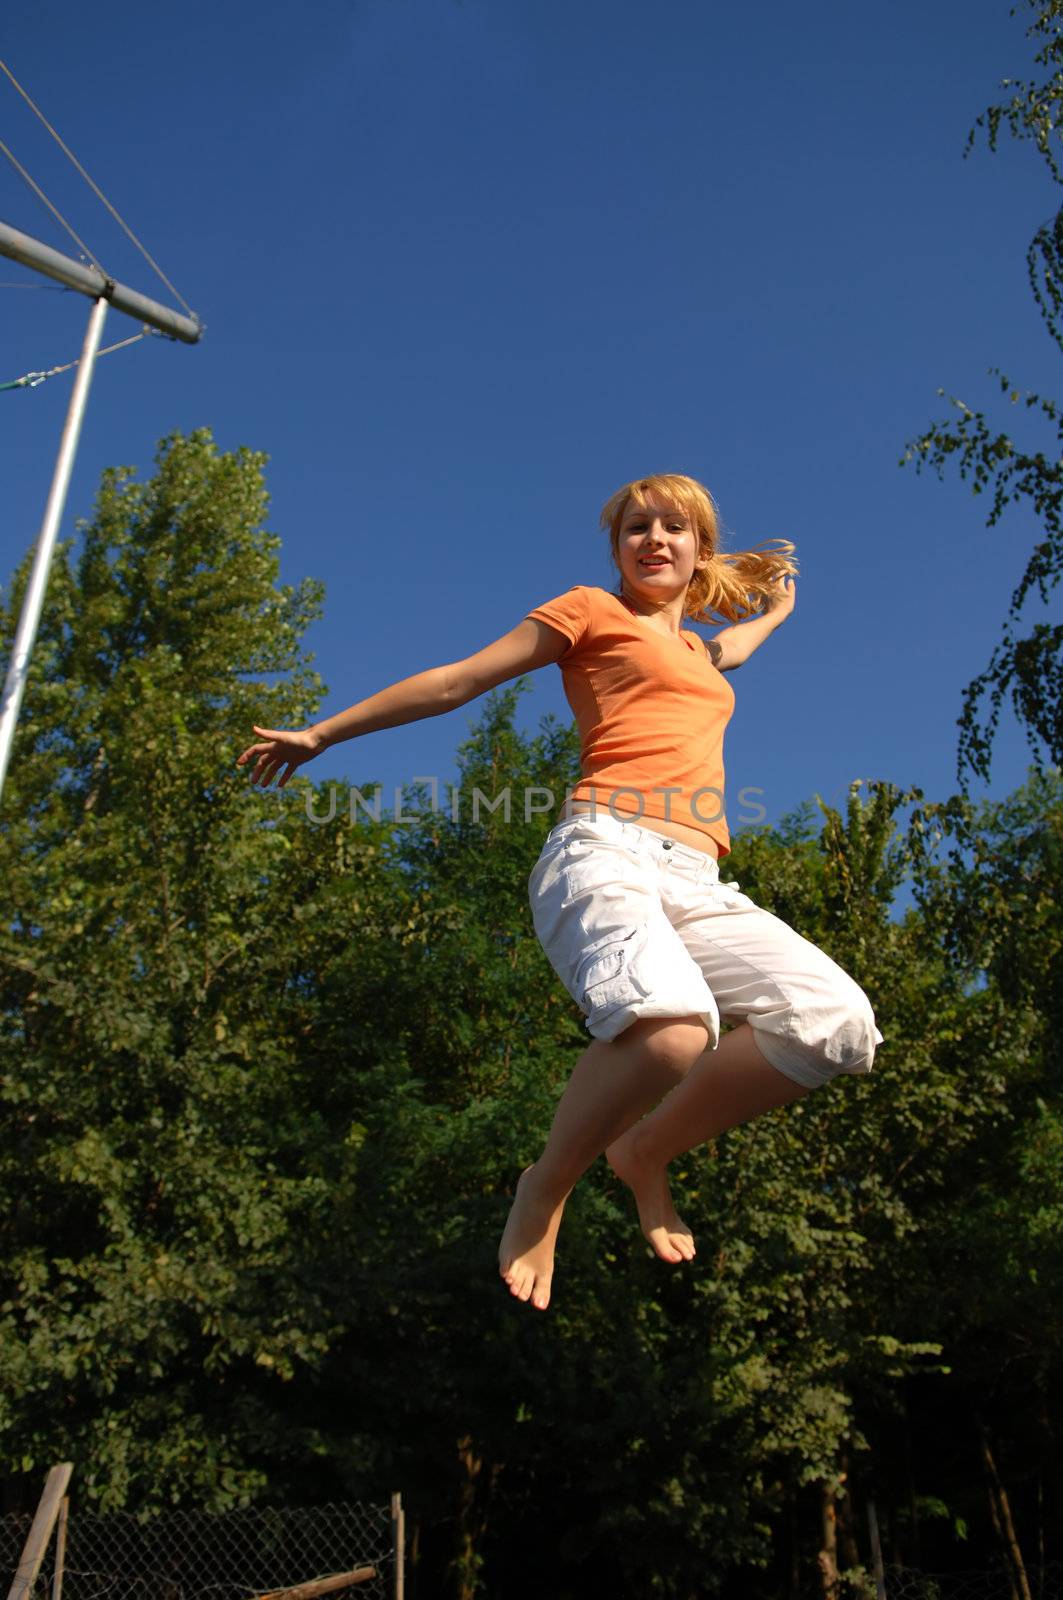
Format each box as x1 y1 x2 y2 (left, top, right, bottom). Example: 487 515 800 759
238 730 282 772
243 748 281 786
261 751 305 787
238 726 313 788
237 738 280 766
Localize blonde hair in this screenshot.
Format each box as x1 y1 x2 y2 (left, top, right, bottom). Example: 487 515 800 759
599 472 797 625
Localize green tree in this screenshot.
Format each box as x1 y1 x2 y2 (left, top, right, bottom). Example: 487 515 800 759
307 772 1032 1598
892 770 1063 1586
903 0 1062 783
0 428 351 1507
2 428 1059 1597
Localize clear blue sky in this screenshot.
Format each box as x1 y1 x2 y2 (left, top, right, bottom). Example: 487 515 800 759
1 0 1057 837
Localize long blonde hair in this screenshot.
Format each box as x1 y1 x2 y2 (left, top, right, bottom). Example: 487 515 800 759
600 472 797 624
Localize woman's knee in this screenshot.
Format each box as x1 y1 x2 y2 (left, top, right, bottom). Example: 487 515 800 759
620 1014 711 1078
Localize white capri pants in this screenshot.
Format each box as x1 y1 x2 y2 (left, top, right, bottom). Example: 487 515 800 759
528 814 883 1091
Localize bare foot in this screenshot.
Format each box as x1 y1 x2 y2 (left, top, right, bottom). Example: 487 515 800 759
605 1129 696 1264
498 1165 565 1311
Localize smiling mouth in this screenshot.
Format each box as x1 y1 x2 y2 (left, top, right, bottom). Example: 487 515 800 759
639 557 670 567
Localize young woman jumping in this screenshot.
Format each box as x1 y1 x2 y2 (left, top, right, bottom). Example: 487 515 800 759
238 473 883 1313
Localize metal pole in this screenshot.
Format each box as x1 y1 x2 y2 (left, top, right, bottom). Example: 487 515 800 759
0 296 108 805
0 218 201 343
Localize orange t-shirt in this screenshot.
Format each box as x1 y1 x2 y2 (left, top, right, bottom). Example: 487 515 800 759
526 585 736 857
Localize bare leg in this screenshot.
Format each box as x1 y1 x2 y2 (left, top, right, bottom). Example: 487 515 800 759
498 1015 708 1310
606 1022 812 1244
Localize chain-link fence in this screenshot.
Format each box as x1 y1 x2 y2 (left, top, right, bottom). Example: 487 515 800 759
5 1500 1057 1600
0 1502 399 1600
879 1565 1063 1600
796 1563 1063 1600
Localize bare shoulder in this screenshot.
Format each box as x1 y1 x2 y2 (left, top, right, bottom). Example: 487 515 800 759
451 616 569 703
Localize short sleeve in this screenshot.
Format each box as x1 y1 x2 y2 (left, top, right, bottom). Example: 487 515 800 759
525 586 594 657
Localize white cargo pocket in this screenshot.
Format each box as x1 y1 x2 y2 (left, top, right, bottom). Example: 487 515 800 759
559 835 644 908
574 927 651 1026
712 877 752 911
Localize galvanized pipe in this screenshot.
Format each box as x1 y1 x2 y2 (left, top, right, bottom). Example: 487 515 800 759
0 296 109 804
0 217 201 343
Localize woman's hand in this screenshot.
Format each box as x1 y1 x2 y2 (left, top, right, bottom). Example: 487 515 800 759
764 573 796 622
236 724 325 788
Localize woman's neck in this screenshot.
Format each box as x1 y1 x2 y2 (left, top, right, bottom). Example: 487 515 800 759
619 585 688 636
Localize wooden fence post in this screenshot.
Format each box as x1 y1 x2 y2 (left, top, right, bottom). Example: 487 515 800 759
866 1500 887 1600
977 1418 1032 1600
6 1464 73 1600
389 1493 404 1600
817 1479 840 1598
50 1497 69 1600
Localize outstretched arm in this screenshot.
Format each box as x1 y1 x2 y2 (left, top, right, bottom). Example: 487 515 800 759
237 617 569 787
707 575 796 671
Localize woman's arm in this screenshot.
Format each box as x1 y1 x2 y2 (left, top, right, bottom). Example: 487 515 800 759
708 576 796 671
237 617 569 787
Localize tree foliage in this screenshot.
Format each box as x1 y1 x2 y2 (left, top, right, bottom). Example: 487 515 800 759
1 431 1060 1596
903 0 1063 783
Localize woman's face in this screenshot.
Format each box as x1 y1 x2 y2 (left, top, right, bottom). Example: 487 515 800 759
615 495 706 602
